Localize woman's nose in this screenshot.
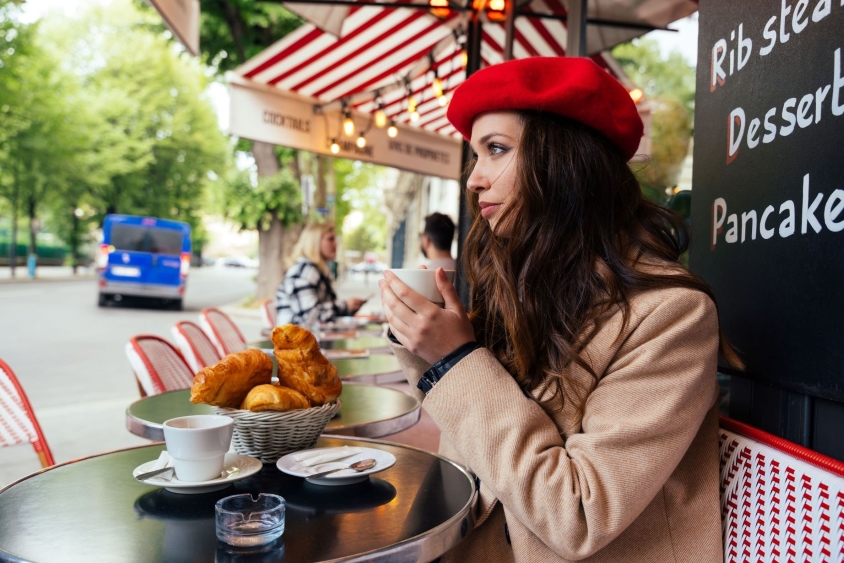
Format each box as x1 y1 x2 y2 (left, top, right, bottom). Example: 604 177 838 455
466 165 488 194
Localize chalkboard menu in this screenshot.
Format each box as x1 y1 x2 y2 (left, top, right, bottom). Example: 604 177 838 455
690 0 844 401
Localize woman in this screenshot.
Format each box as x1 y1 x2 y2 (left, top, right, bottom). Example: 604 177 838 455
379 57 740 562
276 223 365 326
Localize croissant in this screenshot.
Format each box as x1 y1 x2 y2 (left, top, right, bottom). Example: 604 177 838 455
271 324 342 406
241 384 311 412
190 349 273 408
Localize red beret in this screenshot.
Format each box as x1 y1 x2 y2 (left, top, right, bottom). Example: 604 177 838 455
447 57 644 161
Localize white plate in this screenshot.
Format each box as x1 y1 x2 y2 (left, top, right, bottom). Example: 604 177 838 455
133 453 262 494
276 447 396 486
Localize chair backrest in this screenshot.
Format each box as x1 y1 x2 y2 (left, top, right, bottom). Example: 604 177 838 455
262 299 276 330
199 307 247 356
125 335 194 397
0 358 55 468
719 416 844 563
171 321 222 373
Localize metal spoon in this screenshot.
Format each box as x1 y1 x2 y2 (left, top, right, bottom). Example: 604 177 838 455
135 466 174 482
307 458 377 479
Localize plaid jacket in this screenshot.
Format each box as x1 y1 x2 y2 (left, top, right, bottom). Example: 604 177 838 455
275 258 348 326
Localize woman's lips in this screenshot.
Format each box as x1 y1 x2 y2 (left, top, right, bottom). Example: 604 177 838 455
480 203 501 218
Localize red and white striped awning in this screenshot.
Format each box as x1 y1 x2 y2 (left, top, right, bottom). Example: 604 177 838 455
235 0 693 139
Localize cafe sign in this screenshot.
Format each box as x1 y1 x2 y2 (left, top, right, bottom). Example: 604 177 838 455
690 0 844 400
227 76 462 181
147 0 199 56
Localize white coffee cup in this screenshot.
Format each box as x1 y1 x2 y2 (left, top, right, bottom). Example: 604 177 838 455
163 415 234 482
385 268 456 305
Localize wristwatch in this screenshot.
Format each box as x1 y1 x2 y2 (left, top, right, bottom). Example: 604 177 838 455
417 341 483 395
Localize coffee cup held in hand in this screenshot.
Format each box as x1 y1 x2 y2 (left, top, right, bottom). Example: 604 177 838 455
163 415 234 482
385 269 456 305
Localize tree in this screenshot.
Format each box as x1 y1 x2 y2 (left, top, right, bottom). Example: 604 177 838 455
334 159 388 252
36 1 230 254
135 0 310 300
612 38 695 198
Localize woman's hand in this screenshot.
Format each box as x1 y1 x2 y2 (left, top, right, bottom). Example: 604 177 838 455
379 268 475 364
345 297 366 314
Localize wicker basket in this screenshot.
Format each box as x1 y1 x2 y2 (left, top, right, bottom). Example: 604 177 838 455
213 400 341 463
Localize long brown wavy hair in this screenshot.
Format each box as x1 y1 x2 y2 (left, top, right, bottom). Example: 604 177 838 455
463 111 741 409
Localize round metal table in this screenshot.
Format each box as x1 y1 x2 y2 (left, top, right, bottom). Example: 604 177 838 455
251 335 391 352
126 384 421 441
0 437 475 563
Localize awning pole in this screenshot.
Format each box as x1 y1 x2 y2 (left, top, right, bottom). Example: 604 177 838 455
565 0 587 57
503 0 516 61
456 11 483 307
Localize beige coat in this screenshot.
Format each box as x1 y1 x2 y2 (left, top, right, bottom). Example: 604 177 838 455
392 286 723 563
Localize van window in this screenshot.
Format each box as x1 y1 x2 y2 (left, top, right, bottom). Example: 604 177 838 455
111 224 183 255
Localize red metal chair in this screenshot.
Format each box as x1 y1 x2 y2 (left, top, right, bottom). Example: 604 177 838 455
171 320 222 373
125 335 194 397
719 416 844 562
261 299 276 338
199 307 247 356
0 358 55 468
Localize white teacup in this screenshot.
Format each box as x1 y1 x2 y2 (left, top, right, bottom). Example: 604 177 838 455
385 268 456 305
163 415 234 482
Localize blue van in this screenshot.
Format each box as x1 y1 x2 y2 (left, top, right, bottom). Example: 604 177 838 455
97 214 191 309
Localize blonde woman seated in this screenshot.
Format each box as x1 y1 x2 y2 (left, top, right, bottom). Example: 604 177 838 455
275 223 365 326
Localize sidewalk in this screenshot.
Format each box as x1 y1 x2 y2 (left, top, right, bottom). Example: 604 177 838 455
0 265 96 284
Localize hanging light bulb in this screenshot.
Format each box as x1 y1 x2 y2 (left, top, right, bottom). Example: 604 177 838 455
461 50 468 68
343 112 355 136
428 0 450 18
330 139 340 154
486 0 507 21
410 111 420 122
407 95 417 114
432 76 444 98
438 95 449 107
629 88 644 104
356 133 366 148
387 121 398 138
375 107 387 128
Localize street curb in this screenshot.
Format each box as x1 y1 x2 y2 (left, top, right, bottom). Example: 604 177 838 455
0 274 97 285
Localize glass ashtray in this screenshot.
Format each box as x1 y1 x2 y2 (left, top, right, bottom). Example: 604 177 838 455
215 493 285 547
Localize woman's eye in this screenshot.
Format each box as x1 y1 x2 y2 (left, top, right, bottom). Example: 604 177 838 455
488 143 508 155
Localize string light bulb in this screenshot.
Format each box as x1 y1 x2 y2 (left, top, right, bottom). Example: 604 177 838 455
461 50 468 68
407 95 417 114
387 121 398 138
356 133 367 148
438 95 449 107
428 0 450 18
330 139 340 154
410 111 420 122
629 88 644 104
343 112 355 136
375 107 387 128
486 0 506 21
432 76 443 98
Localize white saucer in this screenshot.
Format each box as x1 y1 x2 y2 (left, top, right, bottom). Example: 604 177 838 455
276 447 396 486
133 453 262 494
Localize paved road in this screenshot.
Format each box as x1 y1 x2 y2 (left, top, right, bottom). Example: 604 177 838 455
0 266 263 485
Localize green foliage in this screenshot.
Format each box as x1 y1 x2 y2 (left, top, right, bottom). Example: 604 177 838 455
612 37 696 117
334 159 388 251
613 38 694 194
210 159 303 231
1 1 229 259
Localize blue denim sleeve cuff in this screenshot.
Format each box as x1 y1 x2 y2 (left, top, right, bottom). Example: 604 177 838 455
417 341 483 395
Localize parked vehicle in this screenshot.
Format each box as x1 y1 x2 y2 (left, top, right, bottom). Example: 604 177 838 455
97 214 191 309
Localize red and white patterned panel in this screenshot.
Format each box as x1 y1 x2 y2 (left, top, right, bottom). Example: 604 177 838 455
0 362 38 449
720 425 844 563
172 321 222 373
262 299 276 330
200 308 247 356
127 337 194 396
0 358 55 467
